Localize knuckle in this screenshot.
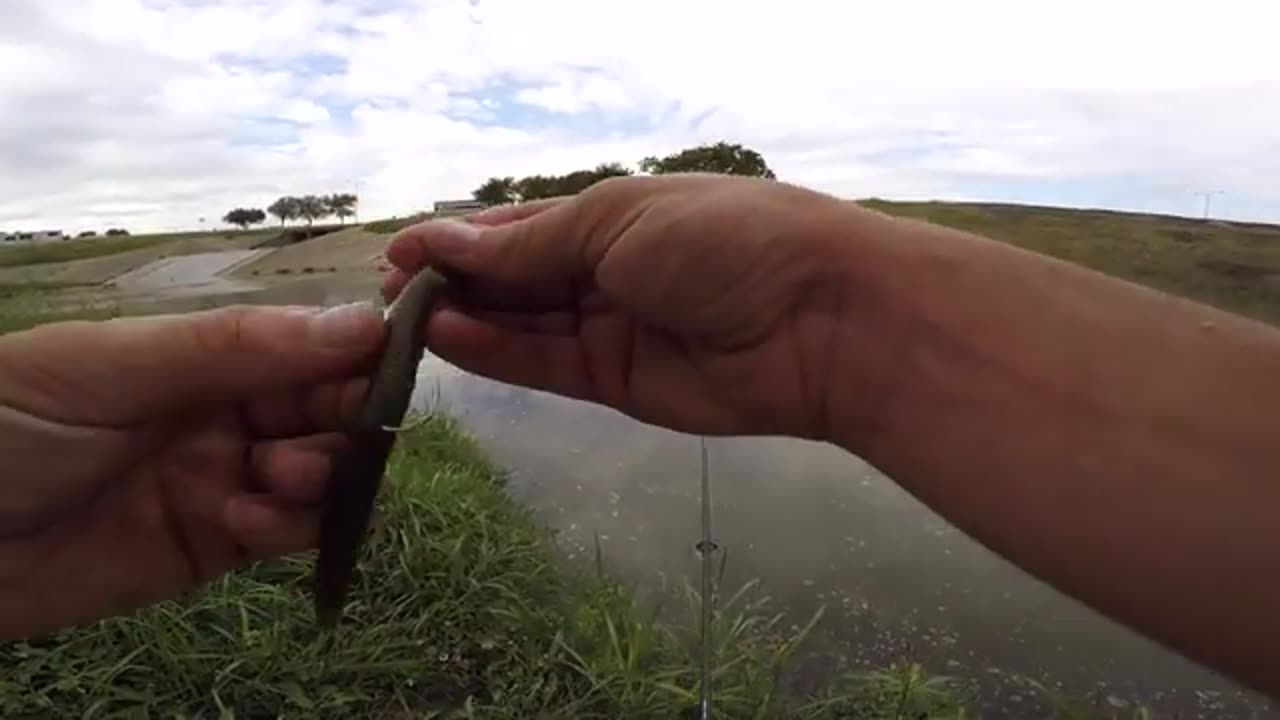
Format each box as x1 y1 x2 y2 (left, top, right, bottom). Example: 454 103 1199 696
190 304 256 355
589 174 630 193
586 173 650 200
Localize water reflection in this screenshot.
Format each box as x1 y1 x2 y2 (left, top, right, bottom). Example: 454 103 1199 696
406 356 1276 719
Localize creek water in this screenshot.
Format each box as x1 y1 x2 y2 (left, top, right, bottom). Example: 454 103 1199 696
110 249 265 296
405 358 1273 719
125 259 1275 719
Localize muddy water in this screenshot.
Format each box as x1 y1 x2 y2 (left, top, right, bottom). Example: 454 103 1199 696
119 261 1275 718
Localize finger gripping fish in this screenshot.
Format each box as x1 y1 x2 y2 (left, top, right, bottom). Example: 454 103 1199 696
313 267 449 627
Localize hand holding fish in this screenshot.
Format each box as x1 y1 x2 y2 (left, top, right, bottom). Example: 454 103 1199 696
0 303 384 639
385 173 859 443
4 171 1280 701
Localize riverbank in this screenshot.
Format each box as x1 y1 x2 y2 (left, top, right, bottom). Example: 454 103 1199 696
0 414 1145 719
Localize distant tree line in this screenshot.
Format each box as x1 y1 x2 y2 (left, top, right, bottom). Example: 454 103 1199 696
471 141 776 206
46 144 765 241
72 228 129 238
223 193 359 230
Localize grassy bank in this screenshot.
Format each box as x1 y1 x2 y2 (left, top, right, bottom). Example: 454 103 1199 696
864 200 1280 327
0 234 171 268
0 284 120 335
0 229 280 269
364 213 431 234
0 416 1154 718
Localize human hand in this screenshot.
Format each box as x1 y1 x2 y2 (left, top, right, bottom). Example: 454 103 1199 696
384 173 874 440
0 303 385 639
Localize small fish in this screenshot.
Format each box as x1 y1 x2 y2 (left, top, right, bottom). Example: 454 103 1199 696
313 266 449 628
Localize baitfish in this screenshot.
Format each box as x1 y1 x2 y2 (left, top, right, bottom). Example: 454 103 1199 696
313 266 449 628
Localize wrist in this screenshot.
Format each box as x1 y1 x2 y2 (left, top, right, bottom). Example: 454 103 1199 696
804 204 919 453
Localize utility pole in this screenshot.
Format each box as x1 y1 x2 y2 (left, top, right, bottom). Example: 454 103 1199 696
349 179 365 223
1197 190 1224 221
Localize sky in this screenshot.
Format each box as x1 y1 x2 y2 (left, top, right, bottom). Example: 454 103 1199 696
1 0 1278 233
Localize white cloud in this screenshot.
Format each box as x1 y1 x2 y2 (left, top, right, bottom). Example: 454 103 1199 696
2 0 1279 233
515 72 633 114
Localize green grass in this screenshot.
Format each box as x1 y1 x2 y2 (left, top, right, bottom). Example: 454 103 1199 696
0 416 843 719
364 213 432 234
0 284 121 335
0 415 1151 718
862 200 1280 327
0 229 276 269
0 281 98 297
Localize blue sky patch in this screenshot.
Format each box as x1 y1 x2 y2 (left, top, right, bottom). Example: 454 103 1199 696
447 74 668 140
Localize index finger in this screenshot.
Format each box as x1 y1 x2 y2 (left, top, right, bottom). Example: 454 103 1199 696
381 266 574 313
385 197 568 272
463 196 570 226
383 198 589 312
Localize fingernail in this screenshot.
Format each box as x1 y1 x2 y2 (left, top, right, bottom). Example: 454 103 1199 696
308 301 379 346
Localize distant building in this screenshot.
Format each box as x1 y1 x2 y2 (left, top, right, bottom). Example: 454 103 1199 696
0 230 66 244
432 199 486 217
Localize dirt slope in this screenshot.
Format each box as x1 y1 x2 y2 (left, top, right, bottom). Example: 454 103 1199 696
230 228 391 279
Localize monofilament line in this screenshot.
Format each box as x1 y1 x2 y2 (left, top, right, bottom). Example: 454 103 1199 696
695 436 718 720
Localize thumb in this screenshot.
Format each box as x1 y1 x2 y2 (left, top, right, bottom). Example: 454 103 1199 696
0 303 385 427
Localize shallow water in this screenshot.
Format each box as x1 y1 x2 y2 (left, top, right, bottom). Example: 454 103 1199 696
402 358 1276 718
110 249 265 296
115 272 382 316
115 258 1277 718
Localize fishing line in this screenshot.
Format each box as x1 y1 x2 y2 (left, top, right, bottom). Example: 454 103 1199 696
695 436 718 719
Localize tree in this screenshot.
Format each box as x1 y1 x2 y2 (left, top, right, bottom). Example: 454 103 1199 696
592 162 633 181
640 141 776 179
267 196 300 227
473 176 517 206
512 174 560 202
105 228 129 236
558 163 634 195
473 163 635 204
223 207 267 230
77 230 97 238
325 193 358 224
485 164 635 203
295 195 328 226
